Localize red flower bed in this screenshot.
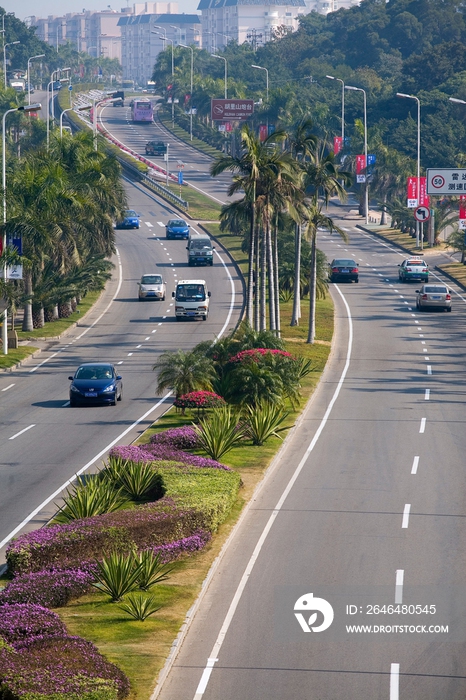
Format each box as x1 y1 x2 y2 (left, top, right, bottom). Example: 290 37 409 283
229 348 294 363
174 390 226 410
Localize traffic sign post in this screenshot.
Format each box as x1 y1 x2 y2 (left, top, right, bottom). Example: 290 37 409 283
414 206 430 222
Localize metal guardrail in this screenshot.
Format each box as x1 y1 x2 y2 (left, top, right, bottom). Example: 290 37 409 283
140 173 189 210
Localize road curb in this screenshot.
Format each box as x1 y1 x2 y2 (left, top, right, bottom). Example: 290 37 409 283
434 265 466 292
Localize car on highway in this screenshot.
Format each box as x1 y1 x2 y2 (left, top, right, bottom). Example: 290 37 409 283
398 256 429 282
69 363 123 406
138 273 166 301
416 284 452 312
166 218 190 240
145 141 167 156
116 210 140 229
329 258 359 283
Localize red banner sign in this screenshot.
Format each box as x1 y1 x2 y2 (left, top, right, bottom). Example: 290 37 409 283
356 155 366 174
259 124 268 142
407 176 418 207
333 136 343 155
418 177 429 207
460 195 466 220
211 99 254 121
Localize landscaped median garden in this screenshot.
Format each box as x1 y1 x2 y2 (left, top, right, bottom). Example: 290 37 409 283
0 319 333 700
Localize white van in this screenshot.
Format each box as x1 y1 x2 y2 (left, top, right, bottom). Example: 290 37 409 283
186 232 214 266
172 279 211 321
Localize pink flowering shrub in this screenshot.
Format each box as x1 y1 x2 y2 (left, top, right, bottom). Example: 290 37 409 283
111 443 231 471
0 603 67 647
0 635 130 699
0 566 96 608
150 425 199 450
6 499 207 576
173 390 226 410
151 529 211 563
229 348 294 363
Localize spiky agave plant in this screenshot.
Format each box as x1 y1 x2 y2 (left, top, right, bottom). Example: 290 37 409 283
193 406 245 461
118 592 161 621
134 550 173 591
53 475 127 523
101 456 163 502
242 402 292 446
92 552 143 602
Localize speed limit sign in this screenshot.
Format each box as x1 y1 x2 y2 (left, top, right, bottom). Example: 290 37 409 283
414 206 430 222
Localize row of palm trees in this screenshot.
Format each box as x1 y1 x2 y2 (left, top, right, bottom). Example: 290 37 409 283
211 120 351 342
1 130 126 331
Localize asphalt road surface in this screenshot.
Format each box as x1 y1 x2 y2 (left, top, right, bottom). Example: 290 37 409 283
155 216 466 700
98 102 233 203
0 177 243 562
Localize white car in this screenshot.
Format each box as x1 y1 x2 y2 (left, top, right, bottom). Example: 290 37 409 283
138 274 166 301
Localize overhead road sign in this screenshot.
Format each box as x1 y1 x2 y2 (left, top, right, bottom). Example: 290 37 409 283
427 168 466 194
414 206 430 222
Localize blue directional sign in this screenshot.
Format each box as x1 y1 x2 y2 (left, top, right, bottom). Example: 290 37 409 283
68 84 73 91
178 171 183 185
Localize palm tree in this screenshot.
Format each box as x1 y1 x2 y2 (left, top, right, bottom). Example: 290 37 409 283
303 149 351 343
286 117 318 327
152 349 217 397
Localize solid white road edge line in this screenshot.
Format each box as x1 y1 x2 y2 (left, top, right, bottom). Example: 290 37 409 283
29 250 123 373
190 284 353 700
395 570 404 604
0 392 172 551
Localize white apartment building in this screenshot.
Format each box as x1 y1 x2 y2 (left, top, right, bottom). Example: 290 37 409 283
118 13 201 86
306 0 360 12
197 0 305 53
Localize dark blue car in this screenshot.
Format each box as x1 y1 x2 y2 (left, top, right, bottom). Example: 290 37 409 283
117 209 140 229
69 363 122 406
166 218 190 240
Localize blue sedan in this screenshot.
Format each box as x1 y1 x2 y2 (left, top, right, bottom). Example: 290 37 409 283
116 209 140 229
166 218 190 239
69 363 123 406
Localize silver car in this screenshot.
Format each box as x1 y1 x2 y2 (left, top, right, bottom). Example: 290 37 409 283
138 274 166 301
416 284 452 312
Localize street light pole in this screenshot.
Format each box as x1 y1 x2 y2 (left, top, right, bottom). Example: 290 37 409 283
2 103 41 354
326 74 344 146
346 84 368 225
179 44 193 141
27 54 45 105
398 92 421 247
212 54 227 99
3 41 20 90
251 64 268 103
158 35 174 125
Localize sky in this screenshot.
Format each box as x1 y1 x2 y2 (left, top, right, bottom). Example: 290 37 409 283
3 0 198 20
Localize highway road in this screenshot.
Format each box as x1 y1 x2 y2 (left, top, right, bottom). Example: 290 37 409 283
98 101 233 203
6 101 466 698
0 176 243 562
155 216 466 700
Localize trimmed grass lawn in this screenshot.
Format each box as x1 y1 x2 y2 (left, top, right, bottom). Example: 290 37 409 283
163 183 221 221
437 262 466 289
0 345 39 371
158 111 224 160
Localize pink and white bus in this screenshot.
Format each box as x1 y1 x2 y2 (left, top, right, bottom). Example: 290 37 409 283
131 99 153 123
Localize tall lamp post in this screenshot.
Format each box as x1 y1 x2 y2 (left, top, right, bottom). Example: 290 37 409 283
157 34 174 125
326 74 345 147
179 44 194 141
251 64 268 103
27 54 45 105
212 54 227 99
397 93 421 247
346 84 368 224
2 103 41 354
3 41 20 89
